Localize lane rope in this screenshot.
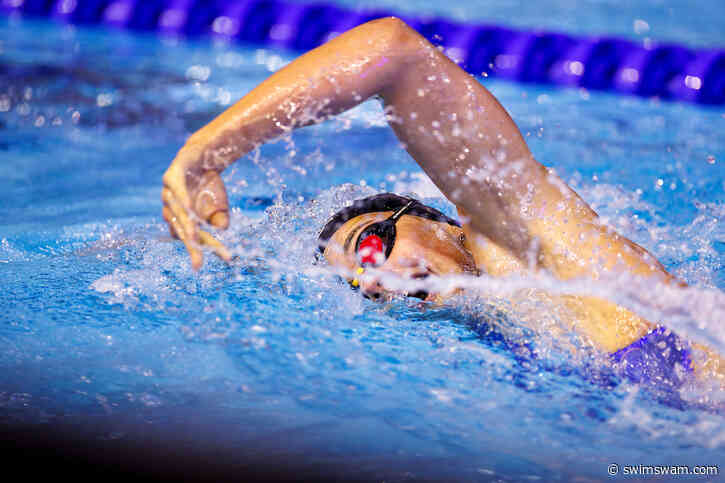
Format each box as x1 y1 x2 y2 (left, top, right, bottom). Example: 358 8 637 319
2 0 724 104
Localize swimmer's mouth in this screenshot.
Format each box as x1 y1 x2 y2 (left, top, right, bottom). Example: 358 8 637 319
363 289 430 301
405 272 432 301
408 290 430 300
360 272 433 302
407 272 430 300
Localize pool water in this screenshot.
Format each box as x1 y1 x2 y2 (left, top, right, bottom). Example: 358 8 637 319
1 2 724 481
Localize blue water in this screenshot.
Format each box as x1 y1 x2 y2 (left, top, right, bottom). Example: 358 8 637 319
332 0 725 47
1 1 725 481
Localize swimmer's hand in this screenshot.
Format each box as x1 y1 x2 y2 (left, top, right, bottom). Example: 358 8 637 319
162 157 233 270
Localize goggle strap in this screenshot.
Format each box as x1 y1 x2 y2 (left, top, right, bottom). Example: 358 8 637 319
389 200 416 222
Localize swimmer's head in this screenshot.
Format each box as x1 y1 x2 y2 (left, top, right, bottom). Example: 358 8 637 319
317 193 477 300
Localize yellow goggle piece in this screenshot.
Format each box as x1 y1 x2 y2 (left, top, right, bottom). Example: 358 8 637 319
350 267 365 287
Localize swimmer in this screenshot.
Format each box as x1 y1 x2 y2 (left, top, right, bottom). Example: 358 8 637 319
161 18 724 388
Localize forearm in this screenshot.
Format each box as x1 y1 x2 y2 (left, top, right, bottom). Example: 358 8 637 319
173 17 417 173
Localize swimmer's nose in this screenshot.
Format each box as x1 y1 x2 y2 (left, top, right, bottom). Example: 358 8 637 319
360 278 384 300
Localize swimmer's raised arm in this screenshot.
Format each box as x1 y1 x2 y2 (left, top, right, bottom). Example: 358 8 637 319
165 17 545 268
162 17 725 384
163 17 671 288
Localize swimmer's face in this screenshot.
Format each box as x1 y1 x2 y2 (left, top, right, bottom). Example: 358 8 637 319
323 212 476 301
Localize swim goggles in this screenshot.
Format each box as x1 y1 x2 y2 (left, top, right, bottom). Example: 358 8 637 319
350 199 415 288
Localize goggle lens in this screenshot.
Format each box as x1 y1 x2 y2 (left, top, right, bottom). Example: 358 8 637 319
357 233 385 266
350 199 416 287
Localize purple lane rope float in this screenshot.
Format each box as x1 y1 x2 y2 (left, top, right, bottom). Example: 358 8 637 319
2 0 724 104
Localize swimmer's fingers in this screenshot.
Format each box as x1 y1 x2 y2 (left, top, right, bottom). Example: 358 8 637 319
163 190 232 267
194 171 230 229
162 161 194 215
199 230 234 263
162 186 203 270
162 205 179 239
162 187 199 242
162 162 231 269
170 216 204 270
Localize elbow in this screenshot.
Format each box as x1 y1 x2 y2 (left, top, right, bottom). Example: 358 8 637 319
363 16 422 53
369 16 413 34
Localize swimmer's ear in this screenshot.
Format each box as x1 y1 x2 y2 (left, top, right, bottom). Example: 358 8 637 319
193 171 230 229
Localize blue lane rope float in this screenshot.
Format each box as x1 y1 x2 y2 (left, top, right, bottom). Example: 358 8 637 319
2 0 724 104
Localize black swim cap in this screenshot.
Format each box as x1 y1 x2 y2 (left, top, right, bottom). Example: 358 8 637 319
317 193 460 255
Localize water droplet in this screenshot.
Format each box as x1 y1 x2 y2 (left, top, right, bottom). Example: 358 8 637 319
633 19 650 34
185 64 211 82
96 93 113 107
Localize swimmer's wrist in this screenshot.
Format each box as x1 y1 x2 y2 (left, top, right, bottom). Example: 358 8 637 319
173 142 205 171
176 135 249 174
171 145 222 181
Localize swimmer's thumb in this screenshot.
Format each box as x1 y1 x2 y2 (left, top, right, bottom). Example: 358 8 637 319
194 171 230 230
209 211 229 229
